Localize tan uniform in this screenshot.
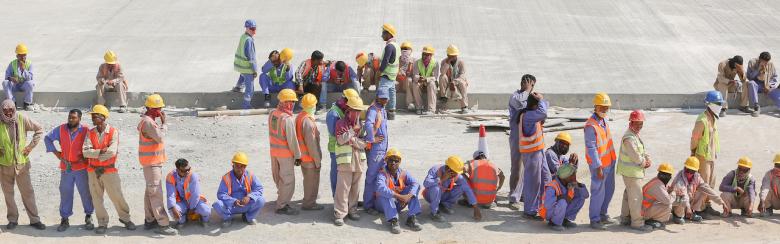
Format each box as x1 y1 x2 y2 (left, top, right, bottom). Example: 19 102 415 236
690 114 718 205
642 178 672 222
759 169 780 210
138 115 169 226
270 111 302 210
83 125 132 226
713 59 748 109
670 170 724 217
719 170 756 212
411 59 439 112
357 56 381 90
0 115 42 224
618 130 649 228
439 58 469 108
96 63 128 107
334 128 366 219
398 56 415 107
297 113 322 208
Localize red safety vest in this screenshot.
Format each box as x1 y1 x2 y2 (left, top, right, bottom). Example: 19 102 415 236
771 170 780 198
269 109 294 158
328 62 351 84
166 171 207 203
518 113 545 153
222 171 254 196
467 159 498 205
58 124 88 171
584 117 616 168
294 112 317 164
302 59 324 84
87 127 118 174
138 117 167 166
539 179 574 219
641 178 663 215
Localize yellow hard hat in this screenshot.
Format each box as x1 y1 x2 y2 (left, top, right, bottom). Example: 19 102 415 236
232 151 249 166
737 156 753 169
104 50 117 64
382 23 397 36
278 89 299 102
446 44 460 56
343 88 359 99
15 43 27 55
301 93 317 109
356 52 368 68
657 163 674 174
145 94 165 108
385 148 402 161
422 46 435 54
401 41 412 49
684 156 700 171
280 48 294 62
775 153 780 163
346 96 368 111
555 132 572 145
446 155 465 174
88 104 110 119
593 92 612 106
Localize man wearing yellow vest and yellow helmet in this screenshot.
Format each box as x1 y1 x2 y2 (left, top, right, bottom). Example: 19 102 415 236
410 45 439 115
583 92 617 230
333 95 369 226
4 44 35 111
439 44 470 114
259 48 296 108
269 89 303 215
641 163 674 230
378 23 400 120
295 93 324 210
422 156 482 223
213 152 265 228
232 19 259 109
691 90 724 217
617 110 654 232
669 157 725 225
96 50 128 113
719 157 757 218
758 153 780 217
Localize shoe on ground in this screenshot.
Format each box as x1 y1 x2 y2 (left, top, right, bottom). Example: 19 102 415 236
719 109 727 117
438 205 454 215
387 111 396 120
275 205 300 215
231 86 242 92
600 215 616 224
365 208 380 216
673 217 685 225
7 222 17 230
85 214 95 230
416 109 423 115
347 212 361 221
431 213 447 223
23 103 33 111
761 209 774 218
57 218 69 232
619 216 631 226
590 222 607 230
30 221 46 230
95 226 107 235
120 219 137 230
118 106 127 113
264 94 272 108
523 213 543 221
221 220 233 228
144 220 159 230
243 214 257 225
405 215 422 231
407 104 416 111
646 220 664 229
302 204 325 211
550 224 565 231
689 213 704 222
460 107 470 114
480 202 496 209
562 219 578 228
508 202 521 211
389 218 401 234
704 206 722 216
200 219 209 228
631 224 653 232
739 106 754 114
155 225 178 236
172 222 184 230
334 218 345 226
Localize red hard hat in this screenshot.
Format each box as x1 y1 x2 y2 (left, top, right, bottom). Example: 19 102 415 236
629 110 645 122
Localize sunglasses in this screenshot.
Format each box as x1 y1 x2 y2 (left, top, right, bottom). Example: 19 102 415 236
249 27 256 31
387 159 401 164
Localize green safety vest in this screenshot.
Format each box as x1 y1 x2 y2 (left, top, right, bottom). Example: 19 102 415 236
731 170 752 198
10 59 31 81
327 105 345 153
0 114 28 166
234 33 255 74
416 59 437 78
616 131 645 178
268 64 289 85
334 140 366 165
695 112 719 161
380 41 400 81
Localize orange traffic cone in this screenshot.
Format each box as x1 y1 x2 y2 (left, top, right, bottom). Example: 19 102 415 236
477 124 489 158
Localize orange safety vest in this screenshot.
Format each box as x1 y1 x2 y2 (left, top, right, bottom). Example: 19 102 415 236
294 112 317 164
269 109 294 158
641 178 663 214
584 117 616 168
396 61 413 82
328 62 351 84
87 127 118 174
518 113 545 153
302 59 324 84
771 170 780 198
378 169 407 196
423 167 456 197
365 103 383 151
59 124 88 171
538 179 575 219
166 171 207 203
467 159 498 205
138 117 167 166
222 171 254 196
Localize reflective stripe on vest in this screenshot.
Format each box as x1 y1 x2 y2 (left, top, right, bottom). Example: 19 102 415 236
302 59 324 84
138 118 167 165
380 169 406 194
268 64 289 85
59 124 88 171
328 62 351 83
10 59 31 81
87 127 118 173
518 113 545 153
327 106 345 153
695 112 719 161
539 179 573 219
416 59 436 78
223 172 253 196
234 33 254 74
269 110 294 158
167 171 207 203
617 132 646 178
380 41 400 80
641 178 661 211
295 112 316 164
584 117 616 168
0 115 27 167
365 104 383 151
468 159 498 204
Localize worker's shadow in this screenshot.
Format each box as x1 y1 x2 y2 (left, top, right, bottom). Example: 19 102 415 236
255 200 387 232
721 215 756 227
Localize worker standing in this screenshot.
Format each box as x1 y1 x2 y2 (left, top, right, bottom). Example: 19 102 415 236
231 19 259 109
0 99 44 230
83 104 136 234
617 110 653 232
758 153 780 217
137 94 176 235
641 163 674 230
518 92 549 220
410 46 439 115
325 89 360 196
96 50 128 113
363 88 389 214
3 44 35 111
719 157 757 218
422 156 482 223
746 52 780 115
213 152 265 227
333 96 369 226
439 44 470 114
374 148 423 234
295 94 324 210
669 157 726 224
378 24 400 120
295 51 330 113
397 41 415 111
691 90 724 218
713 55 750 117
356 52 381 92
269 89 302 215
584 92 617 230
539 164 588 231
259 48 295 108
165 158 211 229
44 109 94 232
323 61 362 102
507 74 536 209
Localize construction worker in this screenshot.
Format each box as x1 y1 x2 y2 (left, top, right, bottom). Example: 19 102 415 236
295 51 330 112
356 52 381 91
508 74 537 209
713 55 750 117
374 148 422 234
641 163 674 230
410 45 439 115
439 44 470 114
213 152 265 227
326 89 360 196
137 94 176 235
669 157 726 224
758 153 780 217
617 110 653 232
295 93 324 210
96 50 128 113
397 41 415 112
719 157 757 218
83 104 135 234
333 96 369 226
0 99 44 230
232 19 259 109
269 89 302 215
746 52 780 115
540 164 588 231
44 109 94 232
165 158 211 229
378 23 400 120
459 150 505 209
363 88 389 214
323 61 362 103
584 92 617 230
518 92 549 219
422 156 482 223
691 90 723 218
4 44 35 110
544 132 579 176
259 48 295 108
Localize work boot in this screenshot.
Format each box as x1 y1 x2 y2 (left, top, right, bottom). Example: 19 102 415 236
231 86 242 92
508 202 521 211
264 94 272 108
57 218 70 232
334 218 345 226
275 205 300 215
619 216 631 226
302 204 325 211
120 219 137 230
689 212 704 222
118 106 127 113
30 221 46 230
388 218 401 234
172 222 184 230
95 226 107 235
416 109 423 115
761 209 774 217
562 219 578 228
738 106 754 114
457 199 473 207
523 213 543 221
405 215 422 231
387 110 396 120
407 103 416 112
645 220 664 229
631 224 653 232
243 214 256 225
438 204 454 214
365 208 380 216
599 215 616 224
85 214 95 230
155 225 178 236
704 205 722 216
221 219 233 228
673 215 685 225
144 220 159 230
347 212 361 221
431 213 447 223
23 103 33 111
719 109 727 118
589 222 607 230
550 224 565 232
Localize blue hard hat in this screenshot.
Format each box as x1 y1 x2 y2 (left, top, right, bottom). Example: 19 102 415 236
705 90 724 103
376 87 389 99
244 19 256 28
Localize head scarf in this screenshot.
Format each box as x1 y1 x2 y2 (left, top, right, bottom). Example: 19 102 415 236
0 99 17 125
400 49 412 65
335 109 359 136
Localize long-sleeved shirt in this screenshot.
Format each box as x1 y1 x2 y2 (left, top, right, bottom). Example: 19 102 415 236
670 170 722 210
299 114 322 167
746 58 778 88
270 111 302 159
261 60 295 84
166 172 205 210
139 115 165 143
336 128 367 172
216 170 263 207
520 100 548 137
439 58 467 83
690 112 717 160
643 177 672 207
5 59 33 82
82 125 118 162
619 130 648 167
326 101 346 153
327 65 357 85
544 148 569 175
243 35 258 72
411 59 439 81
759 169 780 202
584 114 611 170
715 59 745 84
423 164 477 205
295 59 331 85
363 102 388 152
44 123 88 153
375 166 420 199
1 114 43 165
96 63 126 86
719 170 757 202
378 38 397 75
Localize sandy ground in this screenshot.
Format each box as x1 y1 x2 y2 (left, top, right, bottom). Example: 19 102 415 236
0 107 778 243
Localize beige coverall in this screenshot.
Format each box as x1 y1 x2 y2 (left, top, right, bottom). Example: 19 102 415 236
0 115 42 224
334 128 366 220
690 113 718 206
618 130 649 228
670 171 724 217
642 178 672 222
713 59 748 110
297 113 322 208
411 60 439 112
439 58 469 109
397 56 415 107
96 63 128 107
357 56 380 91
759 169 780 210
270 111 301 210
139 115 170 226
83 125 132 227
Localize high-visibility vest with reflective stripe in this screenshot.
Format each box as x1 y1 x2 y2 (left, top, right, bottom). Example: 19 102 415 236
617 132 646 178
234 33 254 74
694 112 720 161
584 117 616 168
365 103 383 151
10 59 31 81
416 59 437 78
167 171 207 203
730 170 752 198
467 159 498 204
268 109 294 158
59 124 88 171
0 115 26 166
138 118 167 166
335 135 366 165
294 112 316 164
380 41 400 81
641 178 663 214
518 113 545 153
379 168 406 194
327 106 345 153
87 127 118 174
328 62 351 83
301 59 324 84
268 64 289 85
223 171 254 196
770 171 780 198
539 178 574 219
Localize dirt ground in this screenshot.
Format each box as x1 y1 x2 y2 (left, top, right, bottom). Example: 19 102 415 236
0 107 779 243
